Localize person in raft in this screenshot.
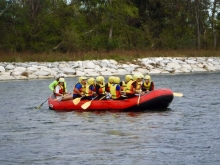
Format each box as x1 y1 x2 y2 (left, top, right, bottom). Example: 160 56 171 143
125 75 137 98
95 76 106 100
125 74 142 98
110 77 127 100
134 74 143 94
85 78 96 100
73 76 87 99
120 75 133 94
105 76 115 99
54 78 72 100
49 73 68 94
141 75 154 93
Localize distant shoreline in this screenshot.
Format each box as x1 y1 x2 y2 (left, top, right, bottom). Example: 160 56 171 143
0 57 220 81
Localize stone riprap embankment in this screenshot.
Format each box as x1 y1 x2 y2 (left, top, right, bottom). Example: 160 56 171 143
0 57 220 81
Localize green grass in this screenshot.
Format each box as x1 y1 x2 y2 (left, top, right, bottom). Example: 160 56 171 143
0 49 220 62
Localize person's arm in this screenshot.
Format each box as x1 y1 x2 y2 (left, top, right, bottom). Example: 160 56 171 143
90 85 96 95
116 85 122 95
150 82 154 91
55 86 63 96
73 88 82 96
64 82 67 92
132 82 137 93
73 84 83 96
49 81 57 91
96 85 100 95
105 83 109 92
141 83 146 91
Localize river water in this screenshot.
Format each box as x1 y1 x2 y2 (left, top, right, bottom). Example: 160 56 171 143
0 72 220 165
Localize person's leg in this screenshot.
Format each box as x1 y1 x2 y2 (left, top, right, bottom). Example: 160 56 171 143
62 95 73 100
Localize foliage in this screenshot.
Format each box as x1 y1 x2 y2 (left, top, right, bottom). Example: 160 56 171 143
1 0 220 54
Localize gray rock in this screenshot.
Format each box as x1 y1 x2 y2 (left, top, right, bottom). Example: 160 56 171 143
0 66 5 72
148 69 162 74
0 75 15 80
28 75 38 79
60 67 76 75
14 67 26 72
14 76 28 80
166 62 181 69
5 64 15 70
109 59 118 65
34 71 51 76
11 71 22 76
83 61 95 69
86 72 100 77
76 70 86 76
185 60 198 64
101 71 112 76
192 67 207 72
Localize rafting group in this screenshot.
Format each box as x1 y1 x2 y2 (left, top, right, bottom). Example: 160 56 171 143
49 73 154 101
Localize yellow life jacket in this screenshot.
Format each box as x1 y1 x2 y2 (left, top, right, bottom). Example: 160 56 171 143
98 83 105 94
136 81 142 93
143 82 151 90
121 81 127 92
125 80 134 94
85 84 93 96
110 84 120 99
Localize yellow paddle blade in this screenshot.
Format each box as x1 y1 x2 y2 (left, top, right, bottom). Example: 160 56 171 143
81 96 98 109
36 105 41 109
173 92 183 97
73 97 82 105
81 101 92 110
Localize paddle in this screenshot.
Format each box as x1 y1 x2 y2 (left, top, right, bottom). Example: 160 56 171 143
81 96 98 110
137 90 141 105
99 95 106 100
173 92 183 97
36 98 49 109
73 96 83 105
54 96 63 101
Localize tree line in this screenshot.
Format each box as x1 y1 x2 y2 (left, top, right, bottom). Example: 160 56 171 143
1 0 220 53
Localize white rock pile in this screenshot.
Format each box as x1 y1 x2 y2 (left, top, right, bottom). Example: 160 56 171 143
0 57 220 81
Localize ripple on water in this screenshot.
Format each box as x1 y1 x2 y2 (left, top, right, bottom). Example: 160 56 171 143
0 73 220 165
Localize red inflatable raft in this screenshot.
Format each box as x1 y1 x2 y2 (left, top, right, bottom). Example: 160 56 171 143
48 88 173 112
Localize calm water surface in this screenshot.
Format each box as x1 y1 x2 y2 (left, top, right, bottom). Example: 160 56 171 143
0 73 220 165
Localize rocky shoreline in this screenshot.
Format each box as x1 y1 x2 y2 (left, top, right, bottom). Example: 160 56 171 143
0 57 220 81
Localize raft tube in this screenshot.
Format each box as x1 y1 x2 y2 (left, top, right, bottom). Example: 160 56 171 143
48 88 173 112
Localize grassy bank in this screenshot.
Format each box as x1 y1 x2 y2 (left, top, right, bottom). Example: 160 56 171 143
1 49 220 62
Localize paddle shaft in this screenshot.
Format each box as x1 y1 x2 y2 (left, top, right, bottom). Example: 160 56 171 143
99 95 106 100
137 90 141 105
36 98 48 109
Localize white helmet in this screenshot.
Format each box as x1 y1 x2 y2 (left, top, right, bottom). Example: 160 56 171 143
59 78 65 83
